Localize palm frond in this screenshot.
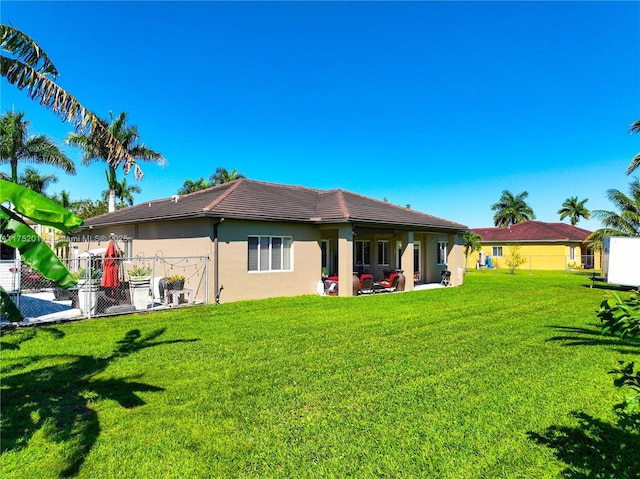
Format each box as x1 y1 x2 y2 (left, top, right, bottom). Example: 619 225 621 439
0 24 57 76
1 55 141 177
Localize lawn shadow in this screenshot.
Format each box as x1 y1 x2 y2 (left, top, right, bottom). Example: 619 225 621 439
546 325 640 355
528 411 640 479
1 327 199 477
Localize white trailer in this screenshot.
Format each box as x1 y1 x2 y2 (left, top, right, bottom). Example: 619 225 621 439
601 237 640 287
0 246 21 292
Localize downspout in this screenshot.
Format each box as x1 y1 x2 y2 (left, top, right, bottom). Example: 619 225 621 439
212 218 224 303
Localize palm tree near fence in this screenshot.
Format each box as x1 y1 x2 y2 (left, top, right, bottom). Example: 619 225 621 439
462 233 483 271
0 25 140 176
557 196 590 226
626 120 639 175
586 177 640 248
67 111 164 212
491 190 536 227
0 111 75 183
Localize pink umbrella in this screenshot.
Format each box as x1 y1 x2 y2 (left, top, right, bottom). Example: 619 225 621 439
101 240 121 288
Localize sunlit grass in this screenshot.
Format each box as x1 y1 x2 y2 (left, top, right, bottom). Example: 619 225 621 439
1 271 638 478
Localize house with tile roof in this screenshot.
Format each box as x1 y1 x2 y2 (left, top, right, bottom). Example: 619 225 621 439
70 179 469 302
472 221 599 271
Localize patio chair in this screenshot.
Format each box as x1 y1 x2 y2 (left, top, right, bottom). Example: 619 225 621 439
358 274 374 294
377 273 399 292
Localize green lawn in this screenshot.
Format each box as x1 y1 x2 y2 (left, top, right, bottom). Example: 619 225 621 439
1 271 638 478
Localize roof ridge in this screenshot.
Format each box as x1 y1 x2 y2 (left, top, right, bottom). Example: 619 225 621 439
335 189 350 219
203 178 244 212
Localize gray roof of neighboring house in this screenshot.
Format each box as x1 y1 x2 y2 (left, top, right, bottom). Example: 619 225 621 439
77 179 468 233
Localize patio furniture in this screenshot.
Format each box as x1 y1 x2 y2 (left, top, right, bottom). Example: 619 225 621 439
375 273 400 292
441 270 451 286
358 274 374 294
165 288 194 306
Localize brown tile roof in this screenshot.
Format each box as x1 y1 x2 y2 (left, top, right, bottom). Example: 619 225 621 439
79 179 468 232
472 221 592 242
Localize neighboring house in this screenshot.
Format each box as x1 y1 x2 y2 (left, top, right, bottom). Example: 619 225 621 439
472 221 600 271
70 179 469 302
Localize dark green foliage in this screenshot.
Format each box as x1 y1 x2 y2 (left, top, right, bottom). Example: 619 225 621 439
597 289 640 339
609 361 640 431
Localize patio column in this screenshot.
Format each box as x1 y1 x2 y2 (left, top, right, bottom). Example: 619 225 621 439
337 224 354 297
447 233 464 286
400 231 414 292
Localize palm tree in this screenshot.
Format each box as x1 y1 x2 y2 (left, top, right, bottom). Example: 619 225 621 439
557 196 590 226
102 176 141 207
587 178 640 247
462 233 483 271
1 25 140 176
51 189 73 209
628 120 640 175
67 111 164 212
178 177 210 195
18 167 57 194
0 111 75 183
491 190 536 227
209 167 245 185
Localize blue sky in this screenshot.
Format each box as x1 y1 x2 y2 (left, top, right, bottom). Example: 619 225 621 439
2 1 639 230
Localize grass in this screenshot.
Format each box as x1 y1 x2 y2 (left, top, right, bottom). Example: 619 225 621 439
1 270 638 478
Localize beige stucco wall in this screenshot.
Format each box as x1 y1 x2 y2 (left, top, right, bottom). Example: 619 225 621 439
69 218 466 303
217 219 322 302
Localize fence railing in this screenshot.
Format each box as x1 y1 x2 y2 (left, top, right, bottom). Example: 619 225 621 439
476 254 599 273
3 255 209 323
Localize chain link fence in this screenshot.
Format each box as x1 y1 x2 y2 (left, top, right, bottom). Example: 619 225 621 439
2 255 209 324
475 254 598 273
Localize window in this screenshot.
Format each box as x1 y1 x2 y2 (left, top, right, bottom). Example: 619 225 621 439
321 239 332 276
354 240 371 267
569 246 576 261
248 235 292 272
437 241 448 265
123 238 133 260
377 240 390 266
492 246 503 257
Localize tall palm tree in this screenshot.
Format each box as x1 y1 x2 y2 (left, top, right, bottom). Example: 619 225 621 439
557 196 590 226
587 178 640 247
628 120 640 175
0 111 75 182
491 190 536 227
462 232 483 271
102 176 141 207
67 111 164 212
18 167 57 194
1 25 139 176
210 167 245 185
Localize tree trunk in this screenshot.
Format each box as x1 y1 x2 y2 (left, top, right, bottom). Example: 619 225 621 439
108 189 116 213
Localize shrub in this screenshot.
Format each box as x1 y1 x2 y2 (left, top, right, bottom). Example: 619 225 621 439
128 265 152 278
609 361 640 431
504 245 527 274
597 289 640 339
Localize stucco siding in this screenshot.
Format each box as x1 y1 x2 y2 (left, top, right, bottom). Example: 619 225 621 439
216 220 321 302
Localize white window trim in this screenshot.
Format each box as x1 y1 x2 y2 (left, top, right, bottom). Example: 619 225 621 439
355 240 371 267
378 240 390 266
437 241 448 265
248 235 293 273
